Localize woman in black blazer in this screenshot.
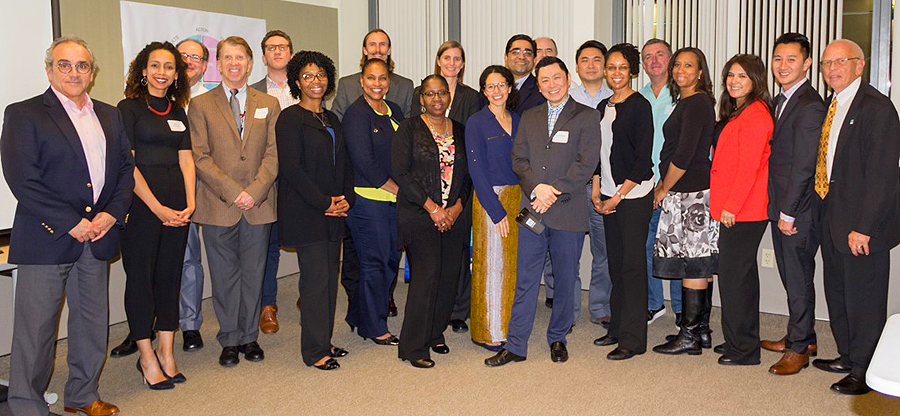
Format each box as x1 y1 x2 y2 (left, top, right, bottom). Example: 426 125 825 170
393 74 472 368
276 51 354 371
590 44 655 360
411 41 482 125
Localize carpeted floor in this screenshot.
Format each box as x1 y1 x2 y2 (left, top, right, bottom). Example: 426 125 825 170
1 274 898 416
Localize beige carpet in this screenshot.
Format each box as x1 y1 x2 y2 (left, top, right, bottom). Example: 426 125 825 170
1 274 898 416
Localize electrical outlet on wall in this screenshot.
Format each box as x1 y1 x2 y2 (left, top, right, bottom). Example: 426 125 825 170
761 249 775 268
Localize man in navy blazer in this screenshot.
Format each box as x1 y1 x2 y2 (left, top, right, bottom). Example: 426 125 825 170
1 37 134 416
504 34 546 116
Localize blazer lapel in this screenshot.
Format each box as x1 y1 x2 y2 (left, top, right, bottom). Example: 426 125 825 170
212 85 242 142
95 105 119 200
242 89 259 149
42 89 90 176
834 85 866 164
549 99 576 141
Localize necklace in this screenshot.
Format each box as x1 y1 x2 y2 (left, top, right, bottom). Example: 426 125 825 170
424 115 450 139
312 111 330 128
147 100 172 116
363 95 387 114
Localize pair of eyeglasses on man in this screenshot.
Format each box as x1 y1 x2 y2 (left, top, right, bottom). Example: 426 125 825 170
301 73 327 81
421 90 450 98
180 52 204 62
56 60 92 74
508 48 534 57
819 57 860 68
265 44 290 52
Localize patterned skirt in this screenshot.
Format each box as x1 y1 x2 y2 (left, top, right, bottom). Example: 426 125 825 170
653 189 719 279
470 184 520 343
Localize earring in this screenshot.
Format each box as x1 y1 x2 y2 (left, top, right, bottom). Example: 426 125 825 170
140 76 148 86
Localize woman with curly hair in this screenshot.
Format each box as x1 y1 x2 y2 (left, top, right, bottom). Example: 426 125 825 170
118 41 193 389
276 50 354 370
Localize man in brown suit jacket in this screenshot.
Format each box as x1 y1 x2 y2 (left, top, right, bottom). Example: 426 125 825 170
188 36 280 367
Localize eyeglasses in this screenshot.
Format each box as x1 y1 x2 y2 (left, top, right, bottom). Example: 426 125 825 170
484 82 508 92
56 60 92 74
264 44 290 52
180 52 204 62
422 90 450 98
300 73 327 82
819 57 860 68
508 48 534 57
605 65 631 72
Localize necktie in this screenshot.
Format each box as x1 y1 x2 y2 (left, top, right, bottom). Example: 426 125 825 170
230 88 243 137
814 99 838 199
774 93 786 119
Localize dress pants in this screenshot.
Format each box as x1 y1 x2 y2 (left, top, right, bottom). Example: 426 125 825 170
345 197 400 338
340 223 361 301
604 194 652 353
718 220 768 364
819 197 890 376
10 244 108 416
771 219 819 353
260 224 281 307
506 225 584 357
202 217 270 348
450 200 473 322
179 221 204 331
647 208 682 312
297 240 341 366
398 223 465 361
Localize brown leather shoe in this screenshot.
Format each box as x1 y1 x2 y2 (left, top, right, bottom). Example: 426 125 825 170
760 337 817 356
259 304 279 334
64 399 120 416
769 350 810 375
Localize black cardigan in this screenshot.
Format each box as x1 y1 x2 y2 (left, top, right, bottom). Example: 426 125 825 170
276 105 355 247
392 116 472 246
594 93 655 187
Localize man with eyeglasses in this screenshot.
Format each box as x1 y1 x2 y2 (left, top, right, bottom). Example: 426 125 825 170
812 39 900 395
187 36 280 368
504 34 545 116
1 36 134 416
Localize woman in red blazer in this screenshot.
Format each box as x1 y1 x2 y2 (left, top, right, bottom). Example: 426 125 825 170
710 54 773 366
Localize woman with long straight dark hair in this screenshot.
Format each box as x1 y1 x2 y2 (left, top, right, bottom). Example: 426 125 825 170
710 54 773 366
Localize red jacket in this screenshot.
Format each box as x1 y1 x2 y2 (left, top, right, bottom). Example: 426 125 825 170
710 100 773 222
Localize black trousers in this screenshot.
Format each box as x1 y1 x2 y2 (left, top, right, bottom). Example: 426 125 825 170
398 223 465 361
297 240 341 366
604 193 652 352
451 200 473 322
340 223 360 301
819 198 890 376
718 220 768 364
122 164 189 341
771 219 819 353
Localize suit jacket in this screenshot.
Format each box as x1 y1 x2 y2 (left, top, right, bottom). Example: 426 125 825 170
823 82 900 254
331 72 414 120
343 95 405 188
276 106 354 247
249 77 269 94
767 80 825 223
0 88 135 264
512 98 601 232
514 74 546 116
188 85 280 227
410 82 482 125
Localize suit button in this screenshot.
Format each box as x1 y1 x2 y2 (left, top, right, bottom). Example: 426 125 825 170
546 145 550 149
85 206 92 213
241 156 247 161
542 166 547 170
86 182 92 188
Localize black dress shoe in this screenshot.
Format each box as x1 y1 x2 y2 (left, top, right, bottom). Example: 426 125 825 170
388 297 398 317
219 346 240 367
404 358 435 369
545 298 553 308
550 341 568 363
717 355 760 366
607 347 642 361
830 374 871 395
813 358 852 374
314 358 340 371
450 319 469 333
431 344 450 354
182 330 204 352
329 346 349 357
366 335 400 346
484 349 526 367
238 341 265 362
713 342 726 354
110 337 138 357
593 334 618 346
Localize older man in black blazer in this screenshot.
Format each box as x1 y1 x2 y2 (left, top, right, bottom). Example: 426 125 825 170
1 37 134 416
762 33 826 375
485 57 600 366
813 39 900 395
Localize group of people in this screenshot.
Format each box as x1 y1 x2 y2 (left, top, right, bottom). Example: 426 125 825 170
1 25 898 416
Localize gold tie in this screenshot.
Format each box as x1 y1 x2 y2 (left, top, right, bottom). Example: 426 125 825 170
815 99 838 199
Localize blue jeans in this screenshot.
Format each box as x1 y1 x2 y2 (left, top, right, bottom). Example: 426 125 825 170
647 207 682 312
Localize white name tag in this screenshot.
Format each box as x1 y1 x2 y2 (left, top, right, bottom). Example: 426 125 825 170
254 107 268 118
167 120 186 132
551 131 569 143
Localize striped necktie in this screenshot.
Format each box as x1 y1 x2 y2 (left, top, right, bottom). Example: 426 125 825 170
814 99 838 199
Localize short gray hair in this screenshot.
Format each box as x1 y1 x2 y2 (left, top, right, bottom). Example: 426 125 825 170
45 36 97 70
176 38 209 61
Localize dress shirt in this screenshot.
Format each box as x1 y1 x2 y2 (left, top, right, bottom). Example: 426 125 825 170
547 96 569 136
266 76 298 110
570 82 613 108
190 81 209 99
221 83 247 137
51 86 106 202
514 75 528 91
827 77 862 178
639 83 673 180
776 78 809 223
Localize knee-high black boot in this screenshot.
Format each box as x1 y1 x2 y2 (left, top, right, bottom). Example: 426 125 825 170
698 280 713 349
653 287 704 355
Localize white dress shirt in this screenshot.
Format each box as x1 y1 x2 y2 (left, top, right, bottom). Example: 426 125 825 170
827 77 862 179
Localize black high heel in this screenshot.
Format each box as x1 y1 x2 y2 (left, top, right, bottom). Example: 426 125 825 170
136 359 175 390
155 352 186 383
365 334 399 346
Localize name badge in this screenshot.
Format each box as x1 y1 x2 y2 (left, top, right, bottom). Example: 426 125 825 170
254 107 268 118
551 131 569 143
167 120 186 132
664 104 675 116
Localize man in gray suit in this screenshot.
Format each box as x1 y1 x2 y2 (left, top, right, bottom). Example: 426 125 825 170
485 56 600 366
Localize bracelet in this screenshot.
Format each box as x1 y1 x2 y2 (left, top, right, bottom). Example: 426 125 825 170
615 191 625 199
430 206 439 214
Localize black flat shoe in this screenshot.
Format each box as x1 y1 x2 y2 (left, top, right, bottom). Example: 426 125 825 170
485 349 526 367
182 330 204 352
366 335 399 346
219 346 240 367
450 319 468 333
329 346 349 357
717 355 760 366
607 347 642 361
238 341 265 362
136 359 175 390
314 358 340 371
593 334 618 346
830 374 871 395
431 344 450 354
388 297 398 317
111 337 138 357
403 358 435 369
713 342 727 354
550 341 568 363
545 298 553 308
813 358 852 374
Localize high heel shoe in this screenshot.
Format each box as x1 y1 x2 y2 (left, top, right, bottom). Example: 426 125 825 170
365 335 399 346
313 358 340 371
136 359 174 390
155 352 186 383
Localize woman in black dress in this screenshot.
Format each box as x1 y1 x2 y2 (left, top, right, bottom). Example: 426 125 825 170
118 41 193 390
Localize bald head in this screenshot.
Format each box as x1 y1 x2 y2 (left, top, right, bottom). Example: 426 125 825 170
821 39 865 93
